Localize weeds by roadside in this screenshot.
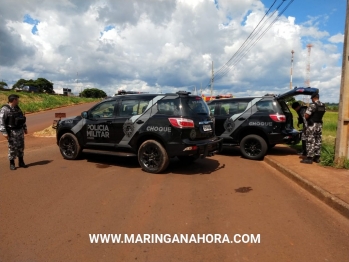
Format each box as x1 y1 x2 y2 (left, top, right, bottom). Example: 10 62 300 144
0 91 101 113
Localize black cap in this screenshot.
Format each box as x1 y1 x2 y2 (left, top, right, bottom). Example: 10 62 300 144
311 93 319 99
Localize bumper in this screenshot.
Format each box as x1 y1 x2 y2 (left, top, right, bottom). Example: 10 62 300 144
167 137 223 158
268 129 301 145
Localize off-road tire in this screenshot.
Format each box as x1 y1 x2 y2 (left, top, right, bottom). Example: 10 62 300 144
59 133 82 160
138 140 169 173
240 134 268 160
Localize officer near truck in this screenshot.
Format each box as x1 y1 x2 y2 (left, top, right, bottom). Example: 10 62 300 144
300 93 326 164
292 101 308 157
0 94 28 170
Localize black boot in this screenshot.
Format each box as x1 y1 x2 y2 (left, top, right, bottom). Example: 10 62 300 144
18 157 28 168
313 155 321 163
10 160 16 170
298 140 307 156
300 157 313 164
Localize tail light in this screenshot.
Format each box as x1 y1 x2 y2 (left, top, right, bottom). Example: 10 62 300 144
269 114 286 122
168 118 194 128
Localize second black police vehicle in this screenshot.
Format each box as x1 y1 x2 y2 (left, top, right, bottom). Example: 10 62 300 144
207 87 319 160
54 91 222 173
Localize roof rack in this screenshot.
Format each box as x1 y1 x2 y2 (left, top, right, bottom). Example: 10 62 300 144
116 90 149 95
176 91 191 96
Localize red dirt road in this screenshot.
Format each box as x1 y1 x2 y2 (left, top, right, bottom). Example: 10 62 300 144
0 134 349 261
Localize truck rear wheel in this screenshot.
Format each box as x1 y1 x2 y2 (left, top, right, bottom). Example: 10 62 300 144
138 140 169 173
240 134 267 160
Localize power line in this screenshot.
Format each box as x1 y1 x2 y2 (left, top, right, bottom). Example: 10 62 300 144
213 0 280 78
215 0 295 81
206 0 295 87
214 0 290 81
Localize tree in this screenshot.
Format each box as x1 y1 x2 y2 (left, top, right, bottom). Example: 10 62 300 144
36 78 54 93
12 78 54 93
13 79 27 89
80 88 107 98
0 81 8 90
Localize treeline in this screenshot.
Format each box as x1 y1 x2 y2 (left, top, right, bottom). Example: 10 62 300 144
0 78 54 93
0 79 107 98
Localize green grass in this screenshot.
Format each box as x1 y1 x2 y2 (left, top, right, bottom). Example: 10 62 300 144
289 108 348 169
0 91 101 113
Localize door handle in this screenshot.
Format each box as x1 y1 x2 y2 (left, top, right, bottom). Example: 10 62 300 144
136 120 144 124
238 118 245 121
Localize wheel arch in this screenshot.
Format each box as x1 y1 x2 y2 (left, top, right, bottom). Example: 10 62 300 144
57 129 82 146
237 127 269 145
135 132 167 150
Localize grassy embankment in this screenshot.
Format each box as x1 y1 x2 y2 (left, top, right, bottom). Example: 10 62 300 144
0 91 101 114
290 109 349 169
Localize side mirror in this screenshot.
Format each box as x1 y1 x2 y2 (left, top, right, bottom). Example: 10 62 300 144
81 111 88 119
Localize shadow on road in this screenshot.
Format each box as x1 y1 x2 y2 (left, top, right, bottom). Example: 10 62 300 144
27 160 53 167
267 146 298 156
218 145 298 158
165 158 224 175
81 151 224 175
219 147 241 157
82 152 140 169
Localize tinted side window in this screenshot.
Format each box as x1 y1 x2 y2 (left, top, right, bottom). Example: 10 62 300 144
218 102 235 115
120 99 151 117
90 100 117 119
256 101 275 113
156 99 180 116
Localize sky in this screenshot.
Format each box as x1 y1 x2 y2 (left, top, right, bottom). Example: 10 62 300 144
0 0 347 102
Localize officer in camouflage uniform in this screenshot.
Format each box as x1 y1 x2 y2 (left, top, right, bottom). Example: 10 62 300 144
301 93 326 164
292 102 308 156
0 94 28 170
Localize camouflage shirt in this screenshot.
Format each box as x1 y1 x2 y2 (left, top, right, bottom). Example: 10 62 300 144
0 104 27 136
305 100 325 116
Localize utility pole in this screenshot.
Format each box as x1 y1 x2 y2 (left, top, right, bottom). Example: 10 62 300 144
335 0 349 162
290 50 294 90
210 61 214 101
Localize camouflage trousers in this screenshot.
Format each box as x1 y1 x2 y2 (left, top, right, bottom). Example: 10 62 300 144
301 126 307 141
305 123 322 158
7 129 25 160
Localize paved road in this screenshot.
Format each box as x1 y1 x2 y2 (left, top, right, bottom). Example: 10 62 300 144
0 136 349 261
0 102 97 142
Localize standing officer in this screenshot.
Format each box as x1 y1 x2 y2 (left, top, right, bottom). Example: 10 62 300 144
301 93 326 164
292 101 308 157
0 94 28 170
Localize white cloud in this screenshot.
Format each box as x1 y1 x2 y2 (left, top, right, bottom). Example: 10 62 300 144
0 0 344 102
328 33 344 43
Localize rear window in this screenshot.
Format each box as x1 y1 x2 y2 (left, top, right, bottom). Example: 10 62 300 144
183 97 210 115
156 96 210 116
256 100 282 113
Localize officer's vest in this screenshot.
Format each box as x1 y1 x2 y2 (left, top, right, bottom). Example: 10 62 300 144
308 102 326 124
1 104 26 129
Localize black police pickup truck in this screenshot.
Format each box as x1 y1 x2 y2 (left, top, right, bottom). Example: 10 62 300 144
207 87 319 160
54 91 222 173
